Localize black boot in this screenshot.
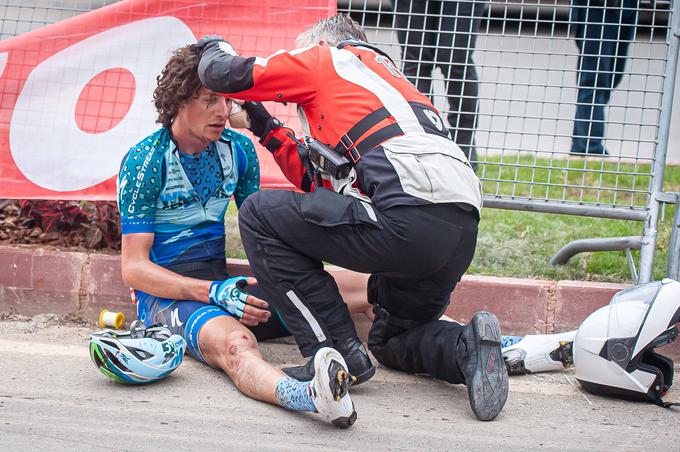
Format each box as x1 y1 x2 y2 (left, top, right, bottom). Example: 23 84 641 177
283 338 375 385
457 311 509 421
334 337 375 385
282 355 315 382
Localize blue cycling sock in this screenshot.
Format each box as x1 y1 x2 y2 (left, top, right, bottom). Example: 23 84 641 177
501 335 523 349
275 376 317 412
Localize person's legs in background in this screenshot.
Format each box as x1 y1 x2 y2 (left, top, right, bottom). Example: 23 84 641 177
571 0 637 155
437 0 487 168
612 0 637 86
572 0 606 154
395 0 436 96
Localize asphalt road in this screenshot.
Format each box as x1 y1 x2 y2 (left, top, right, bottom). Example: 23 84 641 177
1 314 679 451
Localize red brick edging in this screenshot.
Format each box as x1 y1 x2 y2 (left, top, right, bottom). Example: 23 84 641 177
6 245 678 357
0 245 630 335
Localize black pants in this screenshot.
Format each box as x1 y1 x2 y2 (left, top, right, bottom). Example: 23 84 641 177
394 0 487 163
238 188 478 384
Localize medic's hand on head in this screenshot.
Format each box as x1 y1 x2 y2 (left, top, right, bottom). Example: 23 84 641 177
192 35 237 55
195 35 240 93
227 102 251 129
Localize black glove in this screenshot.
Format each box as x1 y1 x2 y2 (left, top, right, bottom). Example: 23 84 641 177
192 35 230 55
243 101 281 139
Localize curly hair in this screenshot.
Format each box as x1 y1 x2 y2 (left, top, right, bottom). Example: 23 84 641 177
153 45 203 128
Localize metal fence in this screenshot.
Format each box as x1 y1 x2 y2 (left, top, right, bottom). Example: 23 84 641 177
340 0 680 283
2 0 679 282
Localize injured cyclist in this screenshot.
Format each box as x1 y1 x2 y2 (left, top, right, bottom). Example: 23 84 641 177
116 43 359 427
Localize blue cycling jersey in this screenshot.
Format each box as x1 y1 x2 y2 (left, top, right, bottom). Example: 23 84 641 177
117 127 259 267
177 141 223 206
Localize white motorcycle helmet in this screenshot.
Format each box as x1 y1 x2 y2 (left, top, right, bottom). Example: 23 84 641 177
574 279 680 407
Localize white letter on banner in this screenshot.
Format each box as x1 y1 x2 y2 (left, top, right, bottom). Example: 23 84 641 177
10 17 195 191
0 52 8 78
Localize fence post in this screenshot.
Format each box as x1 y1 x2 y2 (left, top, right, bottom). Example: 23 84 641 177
668 194 680 280
638 2 680 283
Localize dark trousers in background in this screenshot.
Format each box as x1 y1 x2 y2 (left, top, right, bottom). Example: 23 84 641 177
238 188 479 384
394 0 487 165
571 0 638 154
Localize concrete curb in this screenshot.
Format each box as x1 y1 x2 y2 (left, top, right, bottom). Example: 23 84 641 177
0 244 628 333
2 245 678 357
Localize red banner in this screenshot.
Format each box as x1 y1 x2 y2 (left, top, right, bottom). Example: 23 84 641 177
0 0 334 200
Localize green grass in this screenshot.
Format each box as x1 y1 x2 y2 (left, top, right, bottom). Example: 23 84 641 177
226 157 680 283
471 155 680 283
470 208 674 283
478 155 666 208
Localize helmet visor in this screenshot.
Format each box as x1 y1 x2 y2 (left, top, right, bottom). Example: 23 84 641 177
605 281 663 369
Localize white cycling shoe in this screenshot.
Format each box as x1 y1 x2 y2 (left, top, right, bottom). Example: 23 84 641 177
310 347 357 428
502 330 577 375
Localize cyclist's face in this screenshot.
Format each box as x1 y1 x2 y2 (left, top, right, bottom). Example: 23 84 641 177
183 87 230 143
